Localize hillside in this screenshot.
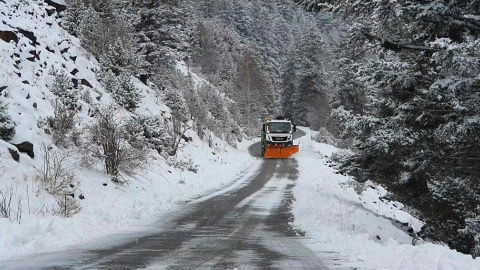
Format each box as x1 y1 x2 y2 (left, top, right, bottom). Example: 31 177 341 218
0 0 255 259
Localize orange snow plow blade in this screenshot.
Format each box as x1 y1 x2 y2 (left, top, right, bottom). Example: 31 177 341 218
264 145 299 159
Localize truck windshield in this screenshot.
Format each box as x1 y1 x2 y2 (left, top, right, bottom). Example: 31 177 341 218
268 122 292 133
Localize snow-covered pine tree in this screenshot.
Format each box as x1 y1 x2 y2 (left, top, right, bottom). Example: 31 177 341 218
0 100 15 141
293 28 327 126
62 0 86 37
98 69 118 94
50 69 79 110
127 0 194 77
78 5 103 56
99 35 142 76
113 73 142 112
280 45 298 120
134 115 173 155
98 69 141 112
81 0 119 20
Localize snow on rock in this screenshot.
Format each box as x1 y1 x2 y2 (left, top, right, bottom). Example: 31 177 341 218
292 127 480 269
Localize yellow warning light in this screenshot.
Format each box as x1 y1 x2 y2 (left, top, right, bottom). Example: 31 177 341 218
286 117 290 121
268 117 272 121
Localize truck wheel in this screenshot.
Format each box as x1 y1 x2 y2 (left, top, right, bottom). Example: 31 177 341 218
261 143 266 156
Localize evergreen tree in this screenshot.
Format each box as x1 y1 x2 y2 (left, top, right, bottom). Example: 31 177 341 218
114 73 142 112
62 0 86 37
280 46 298 119
50 69 79 110
99 70 141 112
78 5 103 55
134 115 173 154
99 36 142 76
0 100 15 141
164 86 189 123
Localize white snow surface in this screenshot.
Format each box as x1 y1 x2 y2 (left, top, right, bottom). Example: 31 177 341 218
0 0 255 261
292 127 480 269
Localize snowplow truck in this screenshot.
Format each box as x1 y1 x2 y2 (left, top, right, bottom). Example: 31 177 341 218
261 117 299 158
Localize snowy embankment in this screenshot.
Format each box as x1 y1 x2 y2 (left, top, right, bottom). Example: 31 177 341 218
0 0 258 261
0 134 256 261
292 128 480 270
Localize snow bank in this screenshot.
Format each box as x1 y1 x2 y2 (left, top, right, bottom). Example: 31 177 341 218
292 127 480 269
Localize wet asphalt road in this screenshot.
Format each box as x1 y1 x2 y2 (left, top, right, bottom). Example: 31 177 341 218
2 130 328 270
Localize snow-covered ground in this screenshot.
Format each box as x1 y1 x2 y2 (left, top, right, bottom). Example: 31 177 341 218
0 131 257 261
292 127 480 270
0 0 258 261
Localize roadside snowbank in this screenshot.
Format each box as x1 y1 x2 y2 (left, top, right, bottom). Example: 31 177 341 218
0 134 257 261
292 127 480 269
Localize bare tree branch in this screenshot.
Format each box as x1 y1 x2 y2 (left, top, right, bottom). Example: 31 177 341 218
360 30 442 53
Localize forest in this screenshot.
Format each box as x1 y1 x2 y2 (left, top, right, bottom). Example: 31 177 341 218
1 0 478 258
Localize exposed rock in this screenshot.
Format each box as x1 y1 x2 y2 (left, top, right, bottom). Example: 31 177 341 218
46 7 55 16
70 56 77 62
0 30 18 43
44 0 66 13
14 141 34 158
70 68 79 76
79 194 85 200
181 134 192 142
140 74 148 84
33 102 37 110
29 50 40 60
60 46 69 54
26 93 30 99
22 80 30 85
81 79 93 88
0 86 7 93
71 78 78 88
45 46 55 53
44 128 51 135
8 148 19 162
18 29 38 46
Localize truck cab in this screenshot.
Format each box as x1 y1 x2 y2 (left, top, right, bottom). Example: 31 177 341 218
261 117 296 156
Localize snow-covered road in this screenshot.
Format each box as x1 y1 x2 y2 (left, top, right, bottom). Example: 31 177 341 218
1 130 329 269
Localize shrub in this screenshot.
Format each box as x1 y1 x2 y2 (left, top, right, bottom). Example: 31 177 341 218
35 144 76 195
48 99 77 146
53 195 82 218
82 105 149 182
49 69 79 110
0 187 13 219
0 100 15 141
129 115 173 155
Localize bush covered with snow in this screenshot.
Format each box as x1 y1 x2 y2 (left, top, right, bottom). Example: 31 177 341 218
0 100 15 141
